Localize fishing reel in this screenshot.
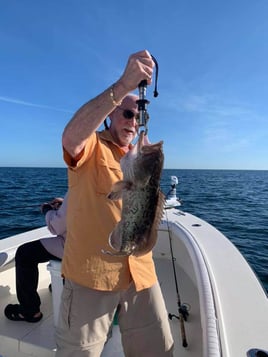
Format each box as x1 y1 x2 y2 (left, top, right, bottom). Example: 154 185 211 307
168 304 190 322
136 54 159 134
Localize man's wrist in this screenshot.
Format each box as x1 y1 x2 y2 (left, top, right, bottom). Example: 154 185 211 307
111 81 129 105
110 85 122 107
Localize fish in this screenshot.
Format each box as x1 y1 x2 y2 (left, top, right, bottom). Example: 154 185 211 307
103 131 165 256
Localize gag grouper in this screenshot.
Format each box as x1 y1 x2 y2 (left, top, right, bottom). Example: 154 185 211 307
103 131 165 256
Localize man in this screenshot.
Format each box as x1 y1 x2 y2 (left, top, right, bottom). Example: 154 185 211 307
56 50 174 356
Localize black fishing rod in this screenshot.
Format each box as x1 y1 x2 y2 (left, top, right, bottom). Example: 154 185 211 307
137 54 190 347
165 209 189 348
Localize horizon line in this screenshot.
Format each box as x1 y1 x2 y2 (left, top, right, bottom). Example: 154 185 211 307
0 166 267 171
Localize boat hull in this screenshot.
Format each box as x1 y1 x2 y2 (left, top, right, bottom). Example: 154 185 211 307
0 208 267 356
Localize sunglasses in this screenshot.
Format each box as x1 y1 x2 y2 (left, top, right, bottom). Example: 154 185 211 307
118 107 139 120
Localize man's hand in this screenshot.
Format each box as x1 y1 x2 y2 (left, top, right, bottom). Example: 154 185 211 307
118 50 155 92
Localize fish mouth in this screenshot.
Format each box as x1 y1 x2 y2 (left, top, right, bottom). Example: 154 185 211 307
137 130 163 154
137 130 151 151
137 130 145 151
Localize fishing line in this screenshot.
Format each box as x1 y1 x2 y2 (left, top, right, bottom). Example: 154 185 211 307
164 208 189 348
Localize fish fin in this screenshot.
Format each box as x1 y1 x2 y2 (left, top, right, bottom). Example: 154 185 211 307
107 180 133 200
133 190 166 257
102 249 130 256
153 190 166 228
103 224 134 256
133 230 157 257
108 224 122 251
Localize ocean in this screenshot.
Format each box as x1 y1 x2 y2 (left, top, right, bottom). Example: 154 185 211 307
0 167 267 292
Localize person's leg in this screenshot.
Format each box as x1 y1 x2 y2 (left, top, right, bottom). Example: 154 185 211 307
55 279 119 357
119 281 174 357
15 240 58 317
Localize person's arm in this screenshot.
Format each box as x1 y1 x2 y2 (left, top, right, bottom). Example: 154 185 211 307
41 197 63 215
42 194 67 237
62 50 154 158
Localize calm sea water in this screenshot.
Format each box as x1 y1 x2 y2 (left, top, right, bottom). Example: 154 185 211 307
0 167 267 292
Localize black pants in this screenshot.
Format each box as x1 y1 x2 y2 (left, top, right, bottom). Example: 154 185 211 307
15 240 60 316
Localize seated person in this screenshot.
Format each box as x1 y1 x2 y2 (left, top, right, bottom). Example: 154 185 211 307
4 193 67 323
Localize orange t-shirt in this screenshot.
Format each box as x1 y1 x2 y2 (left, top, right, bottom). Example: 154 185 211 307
62 130 157 291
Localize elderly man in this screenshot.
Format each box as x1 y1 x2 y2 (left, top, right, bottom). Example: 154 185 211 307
56 50 174 357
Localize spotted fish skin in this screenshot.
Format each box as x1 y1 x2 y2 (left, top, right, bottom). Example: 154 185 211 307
105 131 165 256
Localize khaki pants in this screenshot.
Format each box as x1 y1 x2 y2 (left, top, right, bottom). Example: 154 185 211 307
55 279 174 357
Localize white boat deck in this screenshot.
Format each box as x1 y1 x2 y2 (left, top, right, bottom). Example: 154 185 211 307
0 258 202 357
0 263 56 357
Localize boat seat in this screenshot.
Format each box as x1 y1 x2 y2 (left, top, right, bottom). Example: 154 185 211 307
47 260 63 326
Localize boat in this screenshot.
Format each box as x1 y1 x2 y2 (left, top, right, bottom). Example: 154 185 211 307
0 177 267 357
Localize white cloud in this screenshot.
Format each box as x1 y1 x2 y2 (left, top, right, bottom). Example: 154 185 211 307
177 93 251 118
0 96 73 113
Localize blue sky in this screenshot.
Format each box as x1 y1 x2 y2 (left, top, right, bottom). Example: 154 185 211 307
1 0 268 169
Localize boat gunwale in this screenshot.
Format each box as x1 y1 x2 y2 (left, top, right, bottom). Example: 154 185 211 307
167 209 268 356
160 211 222 357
